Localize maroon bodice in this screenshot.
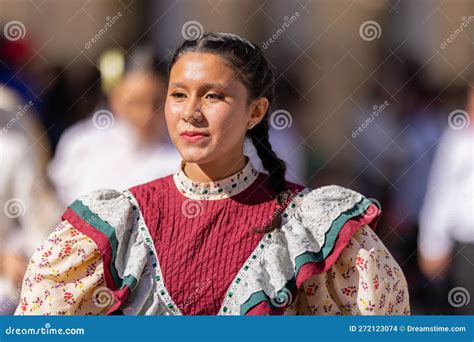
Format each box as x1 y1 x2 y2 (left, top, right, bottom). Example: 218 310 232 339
130 170 304 315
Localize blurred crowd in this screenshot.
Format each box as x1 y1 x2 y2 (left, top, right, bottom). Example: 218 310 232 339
0 0 472 315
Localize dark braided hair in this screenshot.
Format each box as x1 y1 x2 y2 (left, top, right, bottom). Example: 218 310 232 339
169 32 290 233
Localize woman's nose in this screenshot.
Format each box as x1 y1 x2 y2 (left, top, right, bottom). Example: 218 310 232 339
183 96 202 122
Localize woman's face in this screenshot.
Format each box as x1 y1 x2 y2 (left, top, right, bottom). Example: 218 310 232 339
165 52 252 164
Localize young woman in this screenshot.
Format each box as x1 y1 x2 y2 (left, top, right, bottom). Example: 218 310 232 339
15 32 410 316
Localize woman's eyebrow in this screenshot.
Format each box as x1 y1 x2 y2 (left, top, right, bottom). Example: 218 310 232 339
169 82 188 89
202 82 227 90
169 82 228 90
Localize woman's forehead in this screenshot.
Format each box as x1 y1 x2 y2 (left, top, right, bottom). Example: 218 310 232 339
169 52 237 85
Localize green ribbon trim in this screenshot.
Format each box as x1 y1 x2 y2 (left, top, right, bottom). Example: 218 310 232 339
70 200 137 290
294 198 373 274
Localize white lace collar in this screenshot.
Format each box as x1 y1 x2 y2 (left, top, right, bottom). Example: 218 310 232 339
172 158 259 200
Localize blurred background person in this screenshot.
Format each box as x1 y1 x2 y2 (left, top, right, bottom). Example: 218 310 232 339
418 80 474 315
0 87 62 315
48 47 182 206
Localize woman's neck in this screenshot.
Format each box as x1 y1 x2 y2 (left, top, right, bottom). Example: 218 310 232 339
183 154 248 183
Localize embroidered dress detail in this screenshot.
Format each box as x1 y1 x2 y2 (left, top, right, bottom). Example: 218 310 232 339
173 159 259 200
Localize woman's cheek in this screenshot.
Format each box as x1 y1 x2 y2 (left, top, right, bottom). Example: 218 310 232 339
167 101 183 117
165 102 180 123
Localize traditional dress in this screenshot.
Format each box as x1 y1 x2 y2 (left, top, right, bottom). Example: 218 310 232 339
15 158 410 315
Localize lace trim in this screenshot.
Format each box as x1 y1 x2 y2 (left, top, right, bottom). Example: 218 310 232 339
172 158 259 200
122 189 183 315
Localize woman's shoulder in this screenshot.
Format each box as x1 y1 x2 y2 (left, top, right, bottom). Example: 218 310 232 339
282 184 382 264
283 184 380 221
62 188 135 231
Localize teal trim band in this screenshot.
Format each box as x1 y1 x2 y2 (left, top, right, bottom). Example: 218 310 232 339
70 200 122 288
122 274 138 291
294 197 373 274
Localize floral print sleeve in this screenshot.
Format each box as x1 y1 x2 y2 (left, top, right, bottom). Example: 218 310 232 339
297 225 410 315
14 220 112 315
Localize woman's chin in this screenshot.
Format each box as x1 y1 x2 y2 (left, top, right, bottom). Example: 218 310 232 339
179 148 214 164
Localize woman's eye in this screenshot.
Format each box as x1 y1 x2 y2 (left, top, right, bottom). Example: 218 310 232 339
205 93 225 100
170 92 186 99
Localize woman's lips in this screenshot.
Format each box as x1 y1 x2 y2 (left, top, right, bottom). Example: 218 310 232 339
179 132 209 143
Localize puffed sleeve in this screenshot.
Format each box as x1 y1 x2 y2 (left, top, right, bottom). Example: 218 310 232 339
297 224 410 315
14 220 112 315
14 188 167 315
229 185 411 316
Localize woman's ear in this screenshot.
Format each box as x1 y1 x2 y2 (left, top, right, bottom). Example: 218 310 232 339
248 97 269 128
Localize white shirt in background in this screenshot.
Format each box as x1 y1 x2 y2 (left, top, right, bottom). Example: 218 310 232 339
49 118 182 206
419 127 474 260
